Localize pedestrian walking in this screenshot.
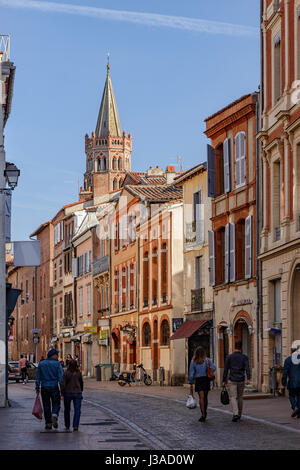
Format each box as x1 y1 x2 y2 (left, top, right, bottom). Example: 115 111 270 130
61 359 83 431
189 346 216 422
35 349 63 430
18 355 28 384
222 340 251 422
282 344 300 418
65 354 72 367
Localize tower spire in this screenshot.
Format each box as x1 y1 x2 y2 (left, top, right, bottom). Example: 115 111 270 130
95 58 121 138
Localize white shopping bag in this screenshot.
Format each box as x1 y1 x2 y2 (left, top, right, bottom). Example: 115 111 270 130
186 395 197 409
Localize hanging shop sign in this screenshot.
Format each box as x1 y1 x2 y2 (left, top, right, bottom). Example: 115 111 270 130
83 326 98 334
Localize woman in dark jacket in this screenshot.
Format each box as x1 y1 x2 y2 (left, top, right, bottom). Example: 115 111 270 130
61 360 83 431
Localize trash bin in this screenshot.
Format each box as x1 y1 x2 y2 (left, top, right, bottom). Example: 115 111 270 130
100 363 113 381
95 364 101 382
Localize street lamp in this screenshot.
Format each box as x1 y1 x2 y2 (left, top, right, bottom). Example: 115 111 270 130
4 162 20 190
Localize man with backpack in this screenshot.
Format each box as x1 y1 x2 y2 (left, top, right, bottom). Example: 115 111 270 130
222 341 251 422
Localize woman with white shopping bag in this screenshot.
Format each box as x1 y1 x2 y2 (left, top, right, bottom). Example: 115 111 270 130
188 346 216 422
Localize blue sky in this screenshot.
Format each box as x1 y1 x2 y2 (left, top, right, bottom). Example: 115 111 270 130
0 0 260 240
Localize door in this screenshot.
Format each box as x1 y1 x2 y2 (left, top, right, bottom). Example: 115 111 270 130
188 331 210 372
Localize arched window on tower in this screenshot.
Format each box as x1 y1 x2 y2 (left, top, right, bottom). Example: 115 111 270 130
103 158 107 170
118 158 122 170
113 157 117 170
113 178 118 190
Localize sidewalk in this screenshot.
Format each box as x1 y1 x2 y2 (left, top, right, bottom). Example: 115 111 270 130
84 378 300 433
0 382 150 450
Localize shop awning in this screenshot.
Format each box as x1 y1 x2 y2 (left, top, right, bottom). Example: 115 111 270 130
170 320 208 340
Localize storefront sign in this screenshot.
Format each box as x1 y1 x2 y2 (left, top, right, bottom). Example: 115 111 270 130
232 299 253 307
172 318 184 333
99 328 109 339
83 326 97 334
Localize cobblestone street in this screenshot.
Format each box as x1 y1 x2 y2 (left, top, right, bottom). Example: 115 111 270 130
1 381 300 450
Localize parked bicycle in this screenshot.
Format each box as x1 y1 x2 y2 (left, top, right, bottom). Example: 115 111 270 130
118 363 152 386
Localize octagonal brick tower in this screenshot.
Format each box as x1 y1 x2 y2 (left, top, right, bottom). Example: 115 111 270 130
80 63 132 200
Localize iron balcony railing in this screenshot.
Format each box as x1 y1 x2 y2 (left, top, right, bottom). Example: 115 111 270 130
93 255 109 275
191 288 204 312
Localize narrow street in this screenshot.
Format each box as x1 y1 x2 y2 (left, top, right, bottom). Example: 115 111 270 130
2 381 300 450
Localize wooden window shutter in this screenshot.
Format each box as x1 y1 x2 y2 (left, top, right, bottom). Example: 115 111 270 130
245 215 253 279
235 134 241 187
207 145 216 198
208 230 215 286
223 138 231 193
229 222 236 283
225 224 230 284
240 133 246 185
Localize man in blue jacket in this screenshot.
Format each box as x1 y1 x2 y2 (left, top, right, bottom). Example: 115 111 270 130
36 349 63 430
282 344 300 418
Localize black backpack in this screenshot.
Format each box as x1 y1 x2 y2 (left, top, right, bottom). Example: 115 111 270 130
220 386 230 405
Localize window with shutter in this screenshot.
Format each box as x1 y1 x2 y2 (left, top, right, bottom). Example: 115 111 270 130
208 231 215 286
235 132 246 188
225 224 230 284
229 222 236 283
223 138 231 193
72 258 78 277
118 268 122 312
245 215 253 279
207 145 216 198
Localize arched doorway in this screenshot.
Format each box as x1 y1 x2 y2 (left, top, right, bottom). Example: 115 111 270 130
233 316 252 366
153 319 158 369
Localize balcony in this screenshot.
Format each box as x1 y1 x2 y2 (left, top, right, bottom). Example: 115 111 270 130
185 221 204 247
191 288 204 312
93 255 109 275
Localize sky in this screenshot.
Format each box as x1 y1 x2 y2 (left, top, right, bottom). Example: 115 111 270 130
0 0 260 240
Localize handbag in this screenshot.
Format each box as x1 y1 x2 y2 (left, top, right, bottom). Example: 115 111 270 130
186 395 197 409
206 359 215 381
220 386 230 405
32 394 43 420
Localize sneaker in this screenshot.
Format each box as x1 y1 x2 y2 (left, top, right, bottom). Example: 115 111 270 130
73 427 78 431
52 416 58 429
232 415 240 422
45 424 52 430
291 409 299 418
198 416 206 422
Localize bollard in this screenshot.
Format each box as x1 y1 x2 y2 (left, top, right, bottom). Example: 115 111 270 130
159 366 165 386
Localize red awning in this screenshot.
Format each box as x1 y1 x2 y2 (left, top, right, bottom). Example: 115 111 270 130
170 320 208 340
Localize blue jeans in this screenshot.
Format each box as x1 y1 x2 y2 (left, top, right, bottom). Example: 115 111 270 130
63 393 83 428
41 386 61 425
289 388 300 414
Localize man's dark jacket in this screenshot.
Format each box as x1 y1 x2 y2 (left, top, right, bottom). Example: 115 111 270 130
223 351 251 383
282 355 300 390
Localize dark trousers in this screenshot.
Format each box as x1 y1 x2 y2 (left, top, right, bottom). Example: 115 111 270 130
64 393 82 429
289 388 300 414
21 367 27 382
41 386 61 425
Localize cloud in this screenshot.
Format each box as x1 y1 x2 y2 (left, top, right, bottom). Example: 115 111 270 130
0 0 258 38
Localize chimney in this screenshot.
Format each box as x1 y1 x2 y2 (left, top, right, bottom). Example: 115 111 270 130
166 165 176 184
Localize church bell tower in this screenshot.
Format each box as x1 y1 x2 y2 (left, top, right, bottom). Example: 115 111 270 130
80 62 132 200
